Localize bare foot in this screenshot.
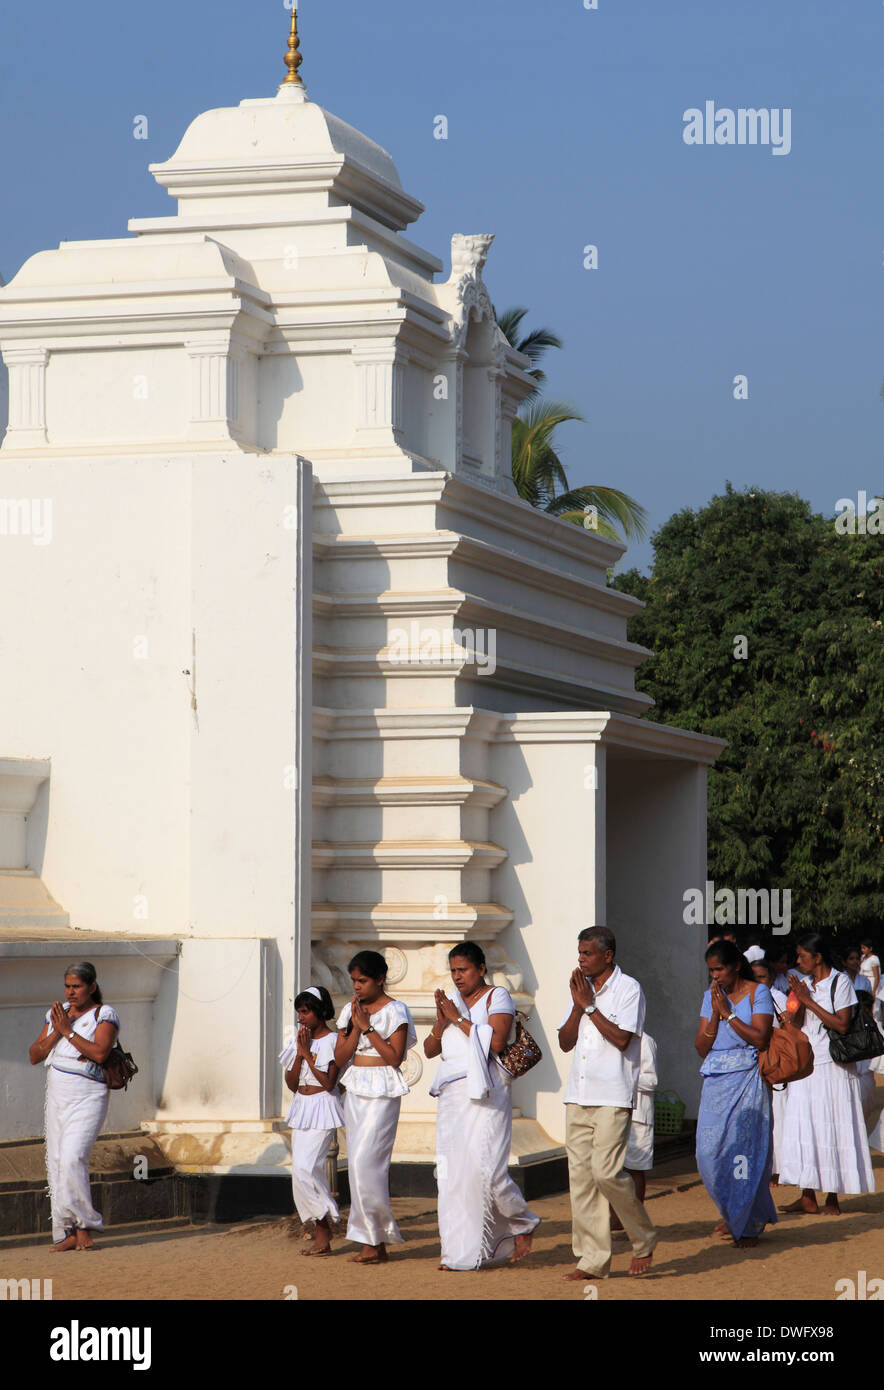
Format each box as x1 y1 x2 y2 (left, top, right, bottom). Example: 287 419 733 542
301 1243 332 1256
629 1254 653 1276
511 1233 533 1262
820 1199 842 1216
49 1233 78 1253
713 1221 730 1237
349 1243 388 1264
732 1237 759 1248
563 1268 598 1282
780 1195 819 1215
75 1230 95 1251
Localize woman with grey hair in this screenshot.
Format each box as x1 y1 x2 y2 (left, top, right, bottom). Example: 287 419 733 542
28 962 120 1251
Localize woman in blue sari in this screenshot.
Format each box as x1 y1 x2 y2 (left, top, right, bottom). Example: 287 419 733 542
694 940 776 1247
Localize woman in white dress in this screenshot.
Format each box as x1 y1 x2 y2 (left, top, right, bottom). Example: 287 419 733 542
424 942 540 1270
779 932 875 1216
334 950 416 1264
280 985 343 1256
28 961 120 1252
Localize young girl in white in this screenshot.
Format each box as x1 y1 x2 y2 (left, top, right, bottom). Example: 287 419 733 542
280 985 343 1256
334 950 417 1265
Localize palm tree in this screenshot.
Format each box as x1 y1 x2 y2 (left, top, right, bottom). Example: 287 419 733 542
496 306 647 542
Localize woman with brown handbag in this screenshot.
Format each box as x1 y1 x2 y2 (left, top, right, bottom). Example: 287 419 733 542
694 940 776 1248
28 961 120 1251
424 942 540 1270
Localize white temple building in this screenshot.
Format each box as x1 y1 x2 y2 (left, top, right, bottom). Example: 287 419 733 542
0 21 724 1192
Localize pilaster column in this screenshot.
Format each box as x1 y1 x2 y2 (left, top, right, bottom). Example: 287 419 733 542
352 342 406 447
1 346 49 448
185 335 243 443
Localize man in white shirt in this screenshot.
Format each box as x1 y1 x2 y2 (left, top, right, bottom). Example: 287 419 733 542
558 926 658 1280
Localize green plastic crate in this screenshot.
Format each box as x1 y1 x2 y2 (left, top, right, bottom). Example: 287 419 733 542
654 1089 686 1136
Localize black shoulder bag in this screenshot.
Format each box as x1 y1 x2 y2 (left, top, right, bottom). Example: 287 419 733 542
827 978 884 1064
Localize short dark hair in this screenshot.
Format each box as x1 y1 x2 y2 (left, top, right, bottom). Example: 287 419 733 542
295 986 335 1021
578 926 616 957
448 942 486 972
65 961 103 1008
347 950 388 982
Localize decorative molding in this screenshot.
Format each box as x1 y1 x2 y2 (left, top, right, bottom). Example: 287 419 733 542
381 945 408 985
400 1051 422 1086
184 334 246 442
1 346 48 447
352 342 407 446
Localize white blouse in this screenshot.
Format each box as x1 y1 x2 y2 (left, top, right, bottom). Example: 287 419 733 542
798 970 857 1066
429 986 516 1096
44 1003 120 1084
336 999 417 1099
283 1032 344 1131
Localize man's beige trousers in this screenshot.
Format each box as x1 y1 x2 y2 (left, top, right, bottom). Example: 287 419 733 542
565 1103 658 1276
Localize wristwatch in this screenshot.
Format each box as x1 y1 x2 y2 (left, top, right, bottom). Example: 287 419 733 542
364 1025 375 1034
584 1005 597 1016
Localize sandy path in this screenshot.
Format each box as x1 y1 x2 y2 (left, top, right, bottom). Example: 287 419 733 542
3 1152 882 1302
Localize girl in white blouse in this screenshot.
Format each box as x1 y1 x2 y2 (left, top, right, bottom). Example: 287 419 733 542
280 986 343 1256
334 950 417 1264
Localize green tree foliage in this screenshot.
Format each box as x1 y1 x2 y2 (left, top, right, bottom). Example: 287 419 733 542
614 484 884 934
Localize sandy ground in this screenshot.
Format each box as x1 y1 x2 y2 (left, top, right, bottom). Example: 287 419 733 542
3 1150 882 1302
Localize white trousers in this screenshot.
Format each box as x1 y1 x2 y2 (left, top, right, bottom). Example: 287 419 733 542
291 1128 340 1225
343 1091 403 1246
45 1068 109 1243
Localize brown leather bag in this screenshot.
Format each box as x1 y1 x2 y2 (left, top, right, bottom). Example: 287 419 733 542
758 1000 813 1087
87 1005 139 1091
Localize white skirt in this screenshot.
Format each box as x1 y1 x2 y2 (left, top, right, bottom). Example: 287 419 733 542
45 1067 109 1243
436 1077 540 1269
625 1119 654 1172
343 1091 403 1246
779 1062 875 1194
771 1083 788 1173
291 1129 340 1225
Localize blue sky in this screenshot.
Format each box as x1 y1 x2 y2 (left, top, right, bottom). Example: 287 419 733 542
2 0 881 571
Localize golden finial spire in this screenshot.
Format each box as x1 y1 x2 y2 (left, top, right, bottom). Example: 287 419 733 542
282 4 304 86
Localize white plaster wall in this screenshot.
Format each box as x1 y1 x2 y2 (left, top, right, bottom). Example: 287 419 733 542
45 348 188 445
606 758 708 1116
490 735 605 1144
187 453 303 943
0 453 192 931
258 353 356 452
152 938 279 1121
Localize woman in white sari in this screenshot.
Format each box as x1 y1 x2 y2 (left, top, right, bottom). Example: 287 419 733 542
28 962 119 1251
425 942 540 1270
